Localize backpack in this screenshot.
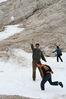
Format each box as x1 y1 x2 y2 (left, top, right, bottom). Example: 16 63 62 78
57 48 62 56
60 53 62 56
40 64 53 77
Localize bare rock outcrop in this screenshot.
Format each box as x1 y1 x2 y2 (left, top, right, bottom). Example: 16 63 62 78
0 0 66 56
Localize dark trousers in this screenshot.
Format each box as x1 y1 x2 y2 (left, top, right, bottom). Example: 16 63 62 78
41 74 58 90
57 55 63 62
32 61 41 81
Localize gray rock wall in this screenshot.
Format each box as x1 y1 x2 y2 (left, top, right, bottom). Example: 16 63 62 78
0 0 66 56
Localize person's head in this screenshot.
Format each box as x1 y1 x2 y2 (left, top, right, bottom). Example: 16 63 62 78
57 46 59 49
35 43 40 49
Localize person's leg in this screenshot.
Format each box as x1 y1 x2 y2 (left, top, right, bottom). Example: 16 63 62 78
41 74 51 90
32 61 37 81
59 56 63 62
57 55 59 62
37 61 43 78
48 74 58 86
48 74 63 88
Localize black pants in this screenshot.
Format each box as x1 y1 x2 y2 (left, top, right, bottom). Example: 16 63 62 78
41 74 58 90
57 55 63 62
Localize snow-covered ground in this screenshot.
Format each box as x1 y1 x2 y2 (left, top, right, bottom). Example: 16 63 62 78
0 0 7 3
0 24 24 41
0 49 66 99
0 23 66 99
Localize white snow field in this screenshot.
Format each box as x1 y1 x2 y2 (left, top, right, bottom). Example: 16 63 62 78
0 49 66 99
0 0 7 3
0 24 24 41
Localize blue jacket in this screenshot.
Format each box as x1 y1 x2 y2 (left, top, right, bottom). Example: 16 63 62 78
53 48 62 55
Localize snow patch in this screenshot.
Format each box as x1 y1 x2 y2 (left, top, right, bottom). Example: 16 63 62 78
0 24 24 41
11 16 15 21
1 49 32 67
0 49 66 99
0 0 7 3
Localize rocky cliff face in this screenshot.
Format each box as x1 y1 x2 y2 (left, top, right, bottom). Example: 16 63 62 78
0 0 66 56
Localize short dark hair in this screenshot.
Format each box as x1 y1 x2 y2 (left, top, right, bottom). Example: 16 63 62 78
57 46 59 48
35 43 40 46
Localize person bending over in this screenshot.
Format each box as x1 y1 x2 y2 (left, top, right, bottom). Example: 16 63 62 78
37 62 63 90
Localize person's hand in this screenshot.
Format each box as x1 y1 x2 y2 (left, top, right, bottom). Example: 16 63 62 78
52 51 54 53
51 71 54 74
32 39 34 44
45 60 47 62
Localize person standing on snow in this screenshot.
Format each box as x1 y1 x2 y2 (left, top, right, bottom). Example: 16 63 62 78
37 62 63 90
31 39 47 81
53 46 63 62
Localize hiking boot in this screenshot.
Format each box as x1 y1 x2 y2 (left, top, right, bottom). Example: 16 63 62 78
59 82 63 88
41 86 45 90
41 88 45 91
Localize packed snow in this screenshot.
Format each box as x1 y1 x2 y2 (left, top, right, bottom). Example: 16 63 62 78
0 24 24 41
0 23 65 99
0 0 7 3
0 49 66 99
11 16 15 21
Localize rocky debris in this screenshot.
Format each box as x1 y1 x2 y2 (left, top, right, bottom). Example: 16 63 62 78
0 95 35 99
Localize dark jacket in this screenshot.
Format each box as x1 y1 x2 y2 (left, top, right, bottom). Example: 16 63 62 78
53 48 62 55
31 44 46 62
39 64 53 78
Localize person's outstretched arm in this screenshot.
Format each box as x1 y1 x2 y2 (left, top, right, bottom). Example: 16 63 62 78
41 52 47 62
52 50 57 53
31 39 34 51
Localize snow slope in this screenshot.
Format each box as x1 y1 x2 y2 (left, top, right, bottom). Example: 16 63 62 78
0 0 7 3
0 23 65 99
0 49 66 99
0 24 24 41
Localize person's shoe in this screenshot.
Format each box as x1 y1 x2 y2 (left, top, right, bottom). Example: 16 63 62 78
41 87 45 90
41 89 45 91
33 78 36 81
61 60 63 62
59 82 63 88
